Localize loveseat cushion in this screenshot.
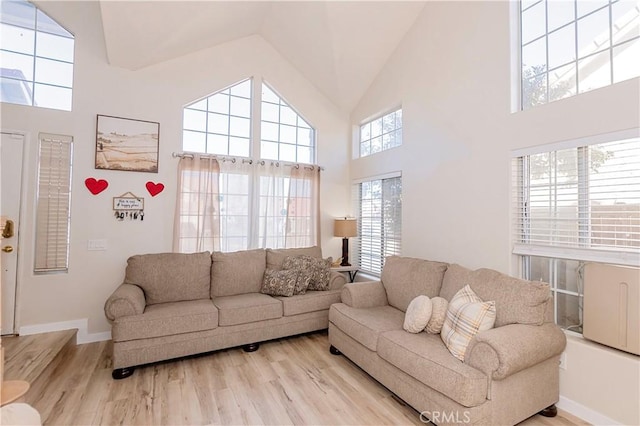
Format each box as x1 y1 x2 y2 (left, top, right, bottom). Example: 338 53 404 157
124 252 211 305
112 299 218 342
211 249 266 297
329 303 404 351
213 293 282 326
439 264 550 327
266 246 322 270
276 289 342 316
378 330 488 408
381 256 449 312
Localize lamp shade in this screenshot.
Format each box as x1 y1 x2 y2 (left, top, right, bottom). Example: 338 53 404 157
334 218 357 238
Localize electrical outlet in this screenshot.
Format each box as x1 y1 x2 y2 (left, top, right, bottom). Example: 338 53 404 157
559 352 567 370
87 239 107 251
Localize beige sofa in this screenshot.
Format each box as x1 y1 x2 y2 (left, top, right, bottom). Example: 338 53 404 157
328 256 567 426
104 246 346 379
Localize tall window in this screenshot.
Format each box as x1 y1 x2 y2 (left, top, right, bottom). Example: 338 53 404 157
176 79 319 253
0 0 75 111
512 132 640 331
35 133 73 273
353 175 402 276
520 0 640 109
359 109 402 158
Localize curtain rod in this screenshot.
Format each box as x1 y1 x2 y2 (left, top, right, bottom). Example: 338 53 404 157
171 151 324 171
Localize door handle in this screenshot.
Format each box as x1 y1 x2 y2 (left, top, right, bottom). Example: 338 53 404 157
2 220 14 238
2 246 13 253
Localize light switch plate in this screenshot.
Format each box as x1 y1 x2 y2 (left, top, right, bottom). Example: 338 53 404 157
87 239 107 251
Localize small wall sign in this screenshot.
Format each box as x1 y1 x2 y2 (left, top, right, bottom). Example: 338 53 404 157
113 192 145 221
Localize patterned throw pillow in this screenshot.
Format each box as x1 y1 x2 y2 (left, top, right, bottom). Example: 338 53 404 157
282 256 314 295
261 269 298 297
303 256 332 291
441 285 496 362
425 297 449 334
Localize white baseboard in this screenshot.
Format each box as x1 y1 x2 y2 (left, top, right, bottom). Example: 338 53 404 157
558 395 620 426
18 319 111 344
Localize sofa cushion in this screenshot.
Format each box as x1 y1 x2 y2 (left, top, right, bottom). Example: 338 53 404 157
112 299 218 342
378 330 489 408
213 293 282 326
266 246 322 270
441 285 496 362
440 264 550 327
276 289 342 316
403 295 432 333
211 249 266 297
124 252 211 305
261 269 297 297
381 256 448 312
329 303 404 351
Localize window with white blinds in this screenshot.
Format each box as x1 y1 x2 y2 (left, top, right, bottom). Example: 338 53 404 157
512 132 640 266
34 133 73 273
353 174 402 276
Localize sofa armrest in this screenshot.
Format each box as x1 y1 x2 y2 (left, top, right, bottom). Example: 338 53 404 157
329 271 347 290
104 283 146 321
465 323 567 380
341 281 388 308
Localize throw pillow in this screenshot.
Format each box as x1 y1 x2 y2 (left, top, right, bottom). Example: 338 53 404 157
260 269 298 297
441 285 496 362
282 256 314 295
303 256 333 291
425 296 449 334
403 295 433 333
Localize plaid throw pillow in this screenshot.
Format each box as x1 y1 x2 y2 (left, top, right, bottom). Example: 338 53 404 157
441 285 496 361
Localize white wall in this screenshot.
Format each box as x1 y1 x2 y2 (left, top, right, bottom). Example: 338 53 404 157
0 1 349 337
350 1 639 424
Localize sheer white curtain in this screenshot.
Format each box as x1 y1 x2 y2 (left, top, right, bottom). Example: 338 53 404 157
286 164 320 248
256 161 320 249
174 156 320 252
173 155 220 253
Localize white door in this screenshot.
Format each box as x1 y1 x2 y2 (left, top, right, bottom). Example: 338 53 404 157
1 132 24 335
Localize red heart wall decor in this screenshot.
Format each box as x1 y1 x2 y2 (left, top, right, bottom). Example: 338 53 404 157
85 177 109 195
146 181 164 197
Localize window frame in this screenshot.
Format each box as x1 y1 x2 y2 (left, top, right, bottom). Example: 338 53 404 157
519 0 640 109
358 107 403 158
34 132 73 273
353 172 403 276
0 0 75 111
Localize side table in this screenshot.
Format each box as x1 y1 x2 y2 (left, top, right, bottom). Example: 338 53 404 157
331 265 359 283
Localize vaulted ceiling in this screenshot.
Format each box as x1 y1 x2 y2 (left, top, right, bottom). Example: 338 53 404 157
99 1 426 111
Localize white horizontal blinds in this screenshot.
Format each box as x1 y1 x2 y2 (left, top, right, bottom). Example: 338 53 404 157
355 175 402 276
513 136 640 265
35 133 73 273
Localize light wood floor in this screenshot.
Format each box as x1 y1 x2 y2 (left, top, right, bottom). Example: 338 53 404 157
6 331 588 425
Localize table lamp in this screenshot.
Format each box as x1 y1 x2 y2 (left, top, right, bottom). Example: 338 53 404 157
334 217 357 266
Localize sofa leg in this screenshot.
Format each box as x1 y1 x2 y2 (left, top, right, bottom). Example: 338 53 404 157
112 367 134 380
329 345 341 355
243 343 259 352
539 404 558 417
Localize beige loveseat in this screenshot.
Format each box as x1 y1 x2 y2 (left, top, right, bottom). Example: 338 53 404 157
328 256 567 426
104 246 345 379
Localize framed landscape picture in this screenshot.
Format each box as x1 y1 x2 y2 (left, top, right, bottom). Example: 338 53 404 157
96 115 159 173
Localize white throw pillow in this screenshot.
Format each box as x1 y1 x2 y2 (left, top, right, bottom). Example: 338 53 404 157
425 296 449 334
403 295 433 333
441 285 496 361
